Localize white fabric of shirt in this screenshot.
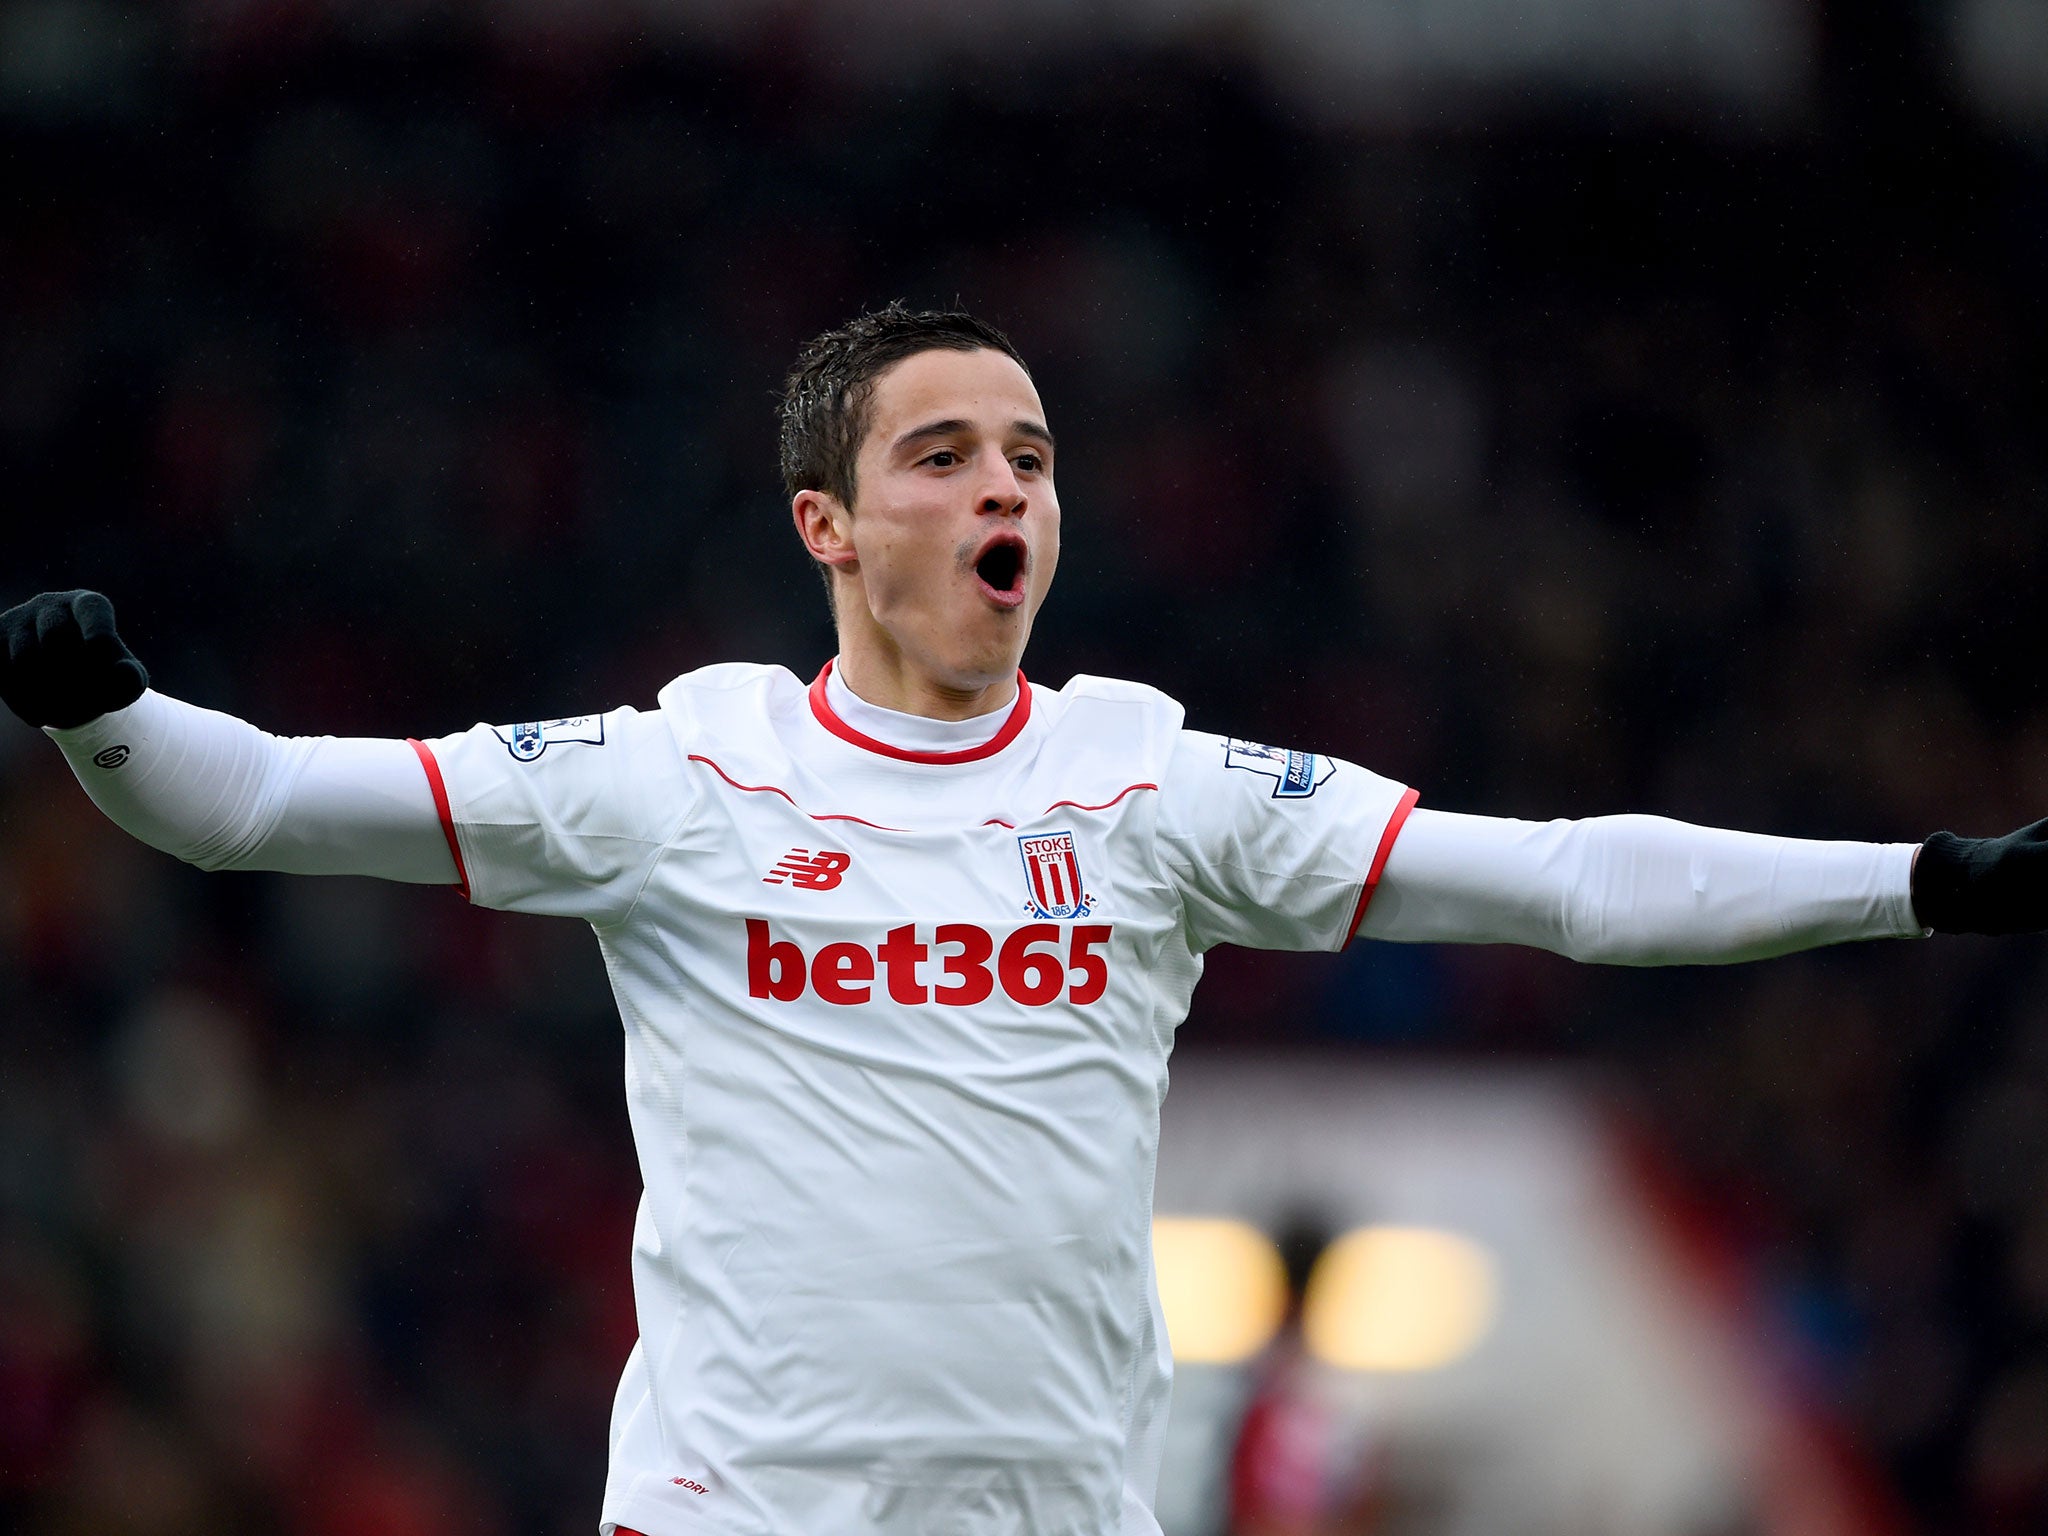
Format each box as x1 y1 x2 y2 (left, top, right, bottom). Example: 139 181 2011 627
44 670 1925 1536
415 664 1412 1536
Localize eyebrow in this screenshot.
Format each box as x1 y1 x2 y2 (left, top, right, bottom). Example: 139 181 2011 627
892 418 1056 453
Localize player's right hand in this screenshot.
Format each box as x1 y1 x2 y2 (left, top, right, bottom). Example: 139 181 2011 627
0 590 150 730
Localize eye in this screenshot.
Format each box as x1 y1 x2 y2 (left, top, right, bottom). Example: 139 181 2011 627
1014 452 1044 474
923 450 960 468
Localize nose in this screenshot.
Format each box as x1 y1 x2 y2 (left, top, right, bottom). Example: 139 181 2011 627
979 461 1027 517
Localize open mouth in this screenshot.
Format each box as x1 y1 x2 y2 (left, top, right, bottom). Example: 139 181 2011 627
972 534 1029 607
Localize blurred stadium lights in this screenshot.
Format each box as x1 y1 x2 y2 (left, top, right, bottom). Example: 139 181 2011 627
1300 1224 1498 1373
1147 1217 1499 1535
1152 1214 1501 1375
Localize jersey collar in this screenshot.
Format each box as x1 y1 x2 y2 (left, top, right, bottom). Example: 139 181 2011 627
808 659 1033 765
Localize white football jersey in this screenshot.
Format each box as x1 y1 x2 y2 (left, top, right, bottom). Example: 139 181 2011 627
417 663 1416 1536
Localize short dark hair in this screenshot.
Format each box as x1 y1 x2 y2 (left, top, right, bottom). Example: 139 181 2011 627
778 304 1029 509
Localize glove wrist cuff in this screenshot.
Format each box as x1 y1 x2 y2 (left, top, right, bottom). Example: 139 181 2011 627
1911 831 1977 934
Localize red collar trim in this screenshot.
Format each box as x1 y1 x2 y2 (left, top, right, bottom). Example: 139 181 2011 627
808 660 1032 765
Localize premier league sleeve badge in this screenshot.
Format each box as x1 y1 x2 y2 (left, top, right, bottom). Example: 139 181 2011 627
492 715 607 762
1223 737 1334 798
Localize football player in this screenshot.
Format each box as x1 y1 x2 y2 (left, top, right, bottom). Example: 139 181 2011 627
4 306 2042 1536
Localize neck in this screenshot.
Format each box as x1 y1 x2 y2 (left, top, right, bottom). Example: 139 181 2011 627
833 631 1019 721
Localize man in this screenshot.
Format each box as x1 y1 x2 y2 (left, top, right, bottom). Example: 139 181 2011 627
3 305 2043 1536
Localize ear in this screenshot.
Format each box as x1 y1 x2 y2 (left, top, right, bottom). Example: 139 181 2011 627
792 489 858 569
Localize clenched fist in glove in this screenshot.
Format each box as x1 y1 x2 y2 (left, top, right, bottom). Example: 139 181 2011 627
0 590 150 730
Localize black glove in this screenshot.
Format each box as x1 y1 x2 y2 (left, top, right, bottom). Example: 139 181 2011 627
1912 819 2048 935
0 590 150 730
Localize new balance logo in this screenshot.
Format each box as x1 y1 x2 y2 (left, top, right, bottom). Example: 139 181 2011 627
762 848 852 890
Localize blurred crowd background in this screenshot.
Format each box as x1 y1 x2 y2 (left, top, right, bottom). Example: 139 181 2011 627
2 1 2046 1532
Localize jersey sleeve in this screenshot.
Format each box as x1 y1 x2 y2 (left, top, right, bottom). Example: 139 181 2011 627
412 707 696 925
1156 730 1419 953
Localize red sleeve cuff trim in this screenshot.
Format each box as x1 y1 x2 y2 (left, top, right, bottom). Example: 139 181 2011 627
1345 785 1420 946
406 738 471 901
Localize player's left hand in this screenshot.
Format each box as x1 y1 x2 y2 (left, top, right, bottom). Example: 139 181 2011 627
1912 818 2048 934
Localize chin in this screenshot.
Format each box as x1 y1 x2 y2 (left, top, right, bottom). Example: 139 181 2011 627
949 619 1029 674
942 642 1025 690
951 657 1021 690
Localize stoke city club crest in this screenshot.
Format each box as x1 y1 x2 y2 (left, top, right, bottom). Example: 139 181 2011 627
1017 830 1093 919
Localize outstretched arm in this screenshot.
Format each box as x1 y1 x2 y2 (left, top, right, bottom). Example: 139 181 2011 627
1361 799 2048 961
1154 728 2034 960
1358 807 1922 964
4 591 454 884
